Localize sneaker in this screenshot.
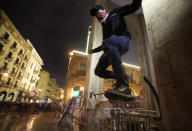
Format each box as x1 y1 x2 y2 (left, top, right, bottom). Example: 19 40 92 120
111 81 132 94
118 83 128 92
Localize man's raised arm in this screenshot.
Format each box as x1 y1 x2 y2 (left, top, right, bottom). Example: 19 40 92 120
115 0 142 16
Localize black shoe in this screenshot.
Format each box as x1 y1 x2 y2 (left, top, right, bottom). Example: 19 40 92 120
118 83 128 92
111 82 131 94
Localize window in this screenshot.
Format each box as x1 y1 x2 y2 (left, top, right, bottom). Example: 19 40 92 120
2 62 8 70
7 52 12 58
12 42 17 48
7 78 11 85
24 83 26 88
14 58 19 64
0 43 3 52
18 72 21 77
80 64 86 71
14 81 18 88
25 55 28 60
11 68 15 74
27 73 29 79
30 63 33 69
129 73 133 83
36 82 38 86
19 49 23 55
3 32 9 40
21 63 25 68
0 74 2 81
31 76 33 81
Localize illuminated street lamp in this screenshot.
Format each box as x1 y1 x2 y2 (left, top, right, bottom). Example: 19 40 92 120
3 72 8 77
80 87 84 91
69 51 73 56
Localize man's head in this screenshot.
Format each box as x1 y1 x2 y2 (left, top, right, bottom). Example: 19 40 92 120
90 5 108 22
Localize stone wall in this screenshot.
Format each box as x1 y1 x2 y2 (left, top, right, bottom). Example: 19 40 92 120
143 0 192 130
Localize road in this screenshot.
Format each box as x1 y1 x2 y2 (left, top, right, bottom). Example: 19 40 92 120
0 112 70 131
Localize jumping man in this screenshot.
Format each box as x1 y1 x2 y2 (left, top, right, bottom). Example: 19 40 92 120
89 0 142 95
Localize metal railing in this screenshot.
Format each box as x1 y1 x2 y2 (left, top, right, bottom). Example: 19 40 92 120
10 46 18 52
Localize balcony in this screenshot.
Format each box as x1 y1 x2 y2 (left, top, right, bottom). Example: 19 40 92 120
0 81 12 87
5 56 13 62
6 82 12 86
10 72 15 77
24 57 29 62
10 46 18 52
18 52 23 57
0 50 5 55
20 66 26 71
33 70 39 74
13 84 18 88
17 75 23 80
0 80 6 85
30 79 35 83
76 70 86 81
0 38 10 45
77 70 86 76
0 67 9 72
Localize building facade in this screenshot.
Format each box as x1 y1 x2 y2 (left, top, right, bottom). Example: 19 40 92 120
0 9 43 102
36 70 62 102
64 50 88 103
22 40 43 96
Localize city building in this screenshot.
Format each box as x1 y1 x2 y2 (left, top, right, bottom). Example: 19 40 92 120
64 50 88 103
48 78 61 100
36 70 50 101
0 9 43 102
21 40 43 101
36 70 63 102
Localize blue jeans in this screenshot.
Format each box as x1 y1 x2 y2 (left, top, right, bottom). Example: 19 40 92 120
94 35 130 82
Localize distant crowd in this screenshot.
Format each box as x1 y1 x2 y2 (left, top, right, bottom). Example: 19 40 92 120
0 101 65 114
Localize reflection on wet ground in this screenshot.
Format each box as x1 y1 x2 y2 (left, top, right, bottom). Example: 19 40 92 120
0 112 66 131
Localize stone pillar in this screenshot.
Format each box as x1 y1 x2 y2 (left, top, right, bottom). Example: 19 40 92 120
83 17 104 130
142 0 192 130
85 17 104 109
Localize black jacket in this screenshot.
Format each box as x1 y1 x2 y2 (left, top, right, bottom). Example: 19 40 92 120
91 0 142 53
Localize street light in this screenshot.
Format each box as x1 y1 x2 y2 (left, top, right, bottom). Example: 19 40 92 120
3 72 8 77
69 51 73 56
80 87 84 91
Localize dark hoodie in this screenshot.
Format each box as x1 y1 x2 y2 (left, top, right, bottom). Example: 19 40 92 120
92 0 142 53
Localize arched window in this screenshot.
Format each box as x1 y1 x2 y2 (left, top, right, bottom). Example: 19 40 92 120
0 91 7 101
72 86 81 97
7 93 14 101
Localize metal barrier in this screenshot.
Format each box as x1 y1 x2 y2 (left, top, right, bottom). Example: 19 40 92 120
99 108 161 131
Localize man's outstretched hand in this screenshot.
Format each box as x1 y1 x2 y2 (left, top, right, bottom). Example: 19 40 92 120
88 50 93 54
88 45 102 54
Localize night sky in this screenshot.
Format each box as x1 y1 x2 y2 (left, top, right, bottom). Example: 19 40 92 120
0 0 93 87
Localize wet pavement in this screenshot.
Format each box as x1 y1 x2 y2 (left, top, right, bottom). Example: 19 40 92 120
0 112 67 131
